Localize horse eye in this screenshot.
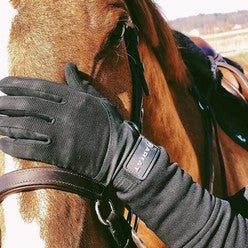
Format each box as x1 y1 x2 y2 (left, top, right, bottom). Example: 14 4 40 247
108 21 127 47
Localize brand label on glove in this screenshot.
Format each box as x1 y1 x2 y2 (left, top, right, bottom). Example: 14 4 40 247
125 137 160 180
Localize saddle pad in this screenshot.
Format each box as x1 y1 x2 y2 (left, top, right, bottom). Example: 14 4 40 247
174 30 248 151
210 62 248 151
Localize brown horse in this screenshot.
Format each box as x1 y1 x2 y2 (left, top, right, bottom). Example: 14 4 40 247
0 0 247 247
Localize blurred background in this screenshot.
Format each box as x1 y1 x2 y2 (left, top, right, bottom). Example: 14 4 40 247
155 0 248 72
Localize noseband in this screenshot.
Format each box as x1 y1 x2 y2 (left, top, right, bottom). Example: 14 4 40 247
0 27 149 248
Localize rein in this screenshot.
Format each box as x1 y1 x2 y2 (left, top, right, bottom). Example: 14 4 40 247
0 27 149 248
0 167 106 202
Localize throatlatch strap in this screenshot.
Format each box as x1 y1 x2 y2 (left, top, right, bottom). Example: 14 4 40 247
0 167 106 202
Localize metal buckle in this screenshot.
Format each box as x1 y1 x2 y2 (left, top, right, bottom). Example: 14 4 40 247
95 199 115 226
208 55 218 80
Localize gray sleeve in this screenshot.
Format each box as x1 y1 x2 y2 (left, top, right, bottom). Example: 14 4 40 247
116 148 248 248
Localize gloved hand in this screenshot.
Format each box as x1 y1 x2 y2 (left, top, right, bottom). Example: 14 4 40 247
0 64 160 191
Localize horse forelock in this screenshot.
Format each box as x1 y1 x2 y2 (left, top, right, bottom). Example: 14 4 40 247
125 0 190 87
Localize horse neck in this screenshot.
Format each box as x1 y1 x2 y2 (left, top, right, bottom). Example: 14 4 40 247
140 42 206 185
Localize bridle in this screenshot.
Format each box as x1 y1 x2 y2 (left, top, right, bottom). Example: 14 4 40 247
0 26 149 248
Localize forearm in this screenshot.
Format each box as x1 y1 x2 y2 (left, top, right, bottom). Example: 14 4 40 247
117 148 248 247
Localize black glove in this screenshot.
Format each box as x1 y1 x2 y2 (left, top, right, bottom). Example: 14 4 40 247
0 64 160 190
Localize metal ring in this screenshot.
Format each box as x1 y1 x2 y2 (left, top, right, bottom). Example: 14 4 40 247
95 199 115 226
133 215 140 232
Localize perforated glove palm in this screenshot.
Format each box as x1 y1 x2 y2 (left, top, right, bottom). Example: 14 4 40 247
0 64 159 189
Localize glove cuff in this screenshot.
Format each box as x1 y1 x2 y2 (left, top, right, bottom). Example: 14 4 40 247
113 136 160 192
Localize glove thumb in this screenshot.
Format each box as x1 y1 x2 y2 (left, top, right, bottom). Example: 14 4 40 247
65 63 103 97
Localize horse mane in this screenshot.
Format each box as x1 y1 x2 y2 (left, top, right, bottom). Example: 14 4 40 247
125 0 190 86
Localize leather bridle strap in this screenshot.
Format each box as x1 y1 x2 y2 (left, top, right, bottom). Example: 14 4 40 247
124 27 149 131
0 167 106 202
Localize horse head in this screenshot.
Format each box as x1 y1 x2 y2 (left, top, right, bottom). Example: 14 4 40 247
1 0 248 247
1 0 175 247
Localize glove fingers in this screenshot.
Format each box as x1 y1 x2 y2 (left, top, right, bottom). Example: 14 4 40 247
0 116 50 140
0 76 67 102
65 63 103 98
0 95 58 119
65 63 85 89
0 137 50 163
0 127 50 144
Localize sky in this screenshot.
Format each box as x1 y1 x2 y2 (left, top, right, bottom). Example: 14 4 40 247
155 0 248 20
